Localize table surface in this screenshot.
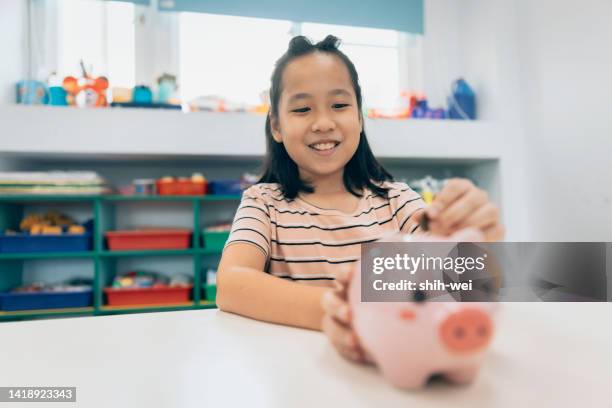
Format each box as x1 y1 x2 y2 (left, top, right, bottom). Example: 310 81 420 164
0 303 611 408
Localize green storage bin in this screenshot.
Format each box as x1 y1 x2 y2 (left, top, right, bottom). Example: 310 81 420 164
202 230 230 251
203 284 217 302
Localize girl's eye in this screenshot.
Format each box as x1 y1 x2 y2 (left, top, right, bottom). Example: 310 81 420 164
291 107 310 113
332 103 349 109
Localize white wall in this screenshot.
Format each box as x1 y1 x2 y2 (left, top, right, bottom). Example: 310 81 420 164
423 0 530 240
516 0 612 240
0 0 27 104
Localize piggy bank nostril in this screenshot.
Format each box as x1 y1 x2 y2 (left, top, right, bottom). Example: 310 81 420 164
453 327 465 338
476 325 488 337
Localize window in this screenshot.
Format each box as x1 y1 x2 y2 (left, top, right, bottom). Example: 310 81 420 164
34 3 422 109
54 0 135 87
301 23 405 110
179 13 292 105
178 17 421 109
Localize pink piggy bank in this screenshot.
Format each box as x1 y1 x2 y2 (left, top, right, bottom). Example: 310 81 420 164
348 231 496 389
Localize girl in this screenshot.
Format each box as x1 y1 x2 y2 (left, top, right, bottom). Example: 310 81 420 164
216 35 503 363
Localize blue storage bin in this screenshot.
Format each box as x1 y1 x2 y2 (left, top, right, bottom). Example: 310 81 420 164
209 180 243 195
0 233 92 253
0 290 92 311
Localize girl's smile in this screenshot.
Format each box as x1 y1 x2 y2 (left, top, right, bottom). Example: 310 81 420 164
308 139 341 156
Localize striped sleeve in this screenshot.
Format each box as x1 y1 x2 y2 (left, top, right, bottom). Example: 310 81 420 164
224 185 272 258
389 183 426 235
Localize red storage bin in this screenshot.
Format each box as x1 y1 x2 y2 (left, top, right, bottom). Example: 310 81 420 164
156 179 207 196
105 229 191 250
104 286 192 306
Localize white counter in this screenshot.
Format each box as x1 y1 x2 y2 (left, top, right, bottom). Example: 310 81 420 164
0 303 610 407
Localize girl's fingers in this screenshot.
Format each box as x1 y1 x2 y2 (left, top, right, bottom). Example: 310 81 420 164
334 265 352 286
482 223 506 241
454 202 499 231
322 315 361 361
449 227 485 242
434 188 488 232
321 290 350 324
427 178 472 219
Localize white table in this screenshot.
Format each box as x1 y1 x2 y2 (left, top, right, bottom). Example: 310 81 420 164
0 303 611 408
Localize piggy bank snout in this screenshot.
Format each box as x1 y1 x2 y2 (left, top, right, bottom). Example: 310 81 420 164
440 309 493 353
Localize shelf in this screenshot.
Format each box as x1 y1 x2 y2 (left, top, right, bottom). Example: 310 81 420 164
102 195 241 202
0 251 95 260
0 303 218 320
0 105 503 161
99 249 199 257
0 194 242 203
99 302 197 314
0 307 94 320
0 248 222 259
98 248 221 257
0 195 99 202
200 195 242 202
198 301 217 309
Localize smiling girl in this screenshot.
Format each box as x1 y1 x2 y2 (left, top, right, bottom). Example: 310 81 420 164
216 35 503 362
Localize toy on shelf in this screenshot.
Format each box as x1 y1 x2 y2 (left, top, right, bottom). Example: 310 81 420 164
155 73 180 105
248 90 270 115
111 271 191 289
409 175 446 205
111 83 181 109
132 179 156 195
156 173 207 196
105 271 193 306
132 85 153 104
18 211 80 234
62 60 109 108
0 278 93 311
0 171 110 195
16 80 48 105
0 212 92 254
367 91 415 120
448 78 476 120
410 98 447 119
111 87 132 104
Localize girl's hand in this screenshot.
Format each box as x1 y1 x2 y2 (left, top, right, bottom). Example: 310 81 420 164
321 266 372 364
418 178 505 241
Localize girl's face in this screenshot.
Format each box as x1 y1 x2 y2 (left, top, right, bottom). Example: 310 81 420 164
270 52 363 184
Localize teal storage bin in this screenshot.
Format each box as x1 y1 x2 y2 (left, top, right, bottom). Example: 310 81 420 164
203 230 230 251
203 284 217 302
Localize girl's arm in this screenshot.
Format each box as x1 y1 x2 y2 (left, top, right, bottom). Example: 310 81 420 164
216 243 329 331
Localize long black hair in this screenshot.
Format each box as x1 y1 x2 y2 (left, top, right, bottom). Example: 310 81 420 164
259 35 393 199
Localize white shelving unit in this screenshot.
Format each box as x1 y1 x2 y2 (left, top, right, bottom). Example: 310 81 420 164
0 105 502 160
0 105 514 239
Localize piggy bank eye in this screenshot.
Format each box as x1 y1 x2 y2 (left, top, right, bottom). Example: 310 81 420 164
413 290 427 303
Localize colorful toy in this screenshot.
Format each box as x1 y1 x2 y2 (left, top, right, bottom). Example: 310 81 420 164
155 73 178 104
132 85 153 104
348 230 496 389
62 76 108 107
16 80 48 105
62 60 109 107
448 78 476 120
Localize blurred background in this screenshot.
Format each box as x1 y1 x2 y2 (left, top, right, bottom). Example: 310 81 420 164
0 0 610 320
